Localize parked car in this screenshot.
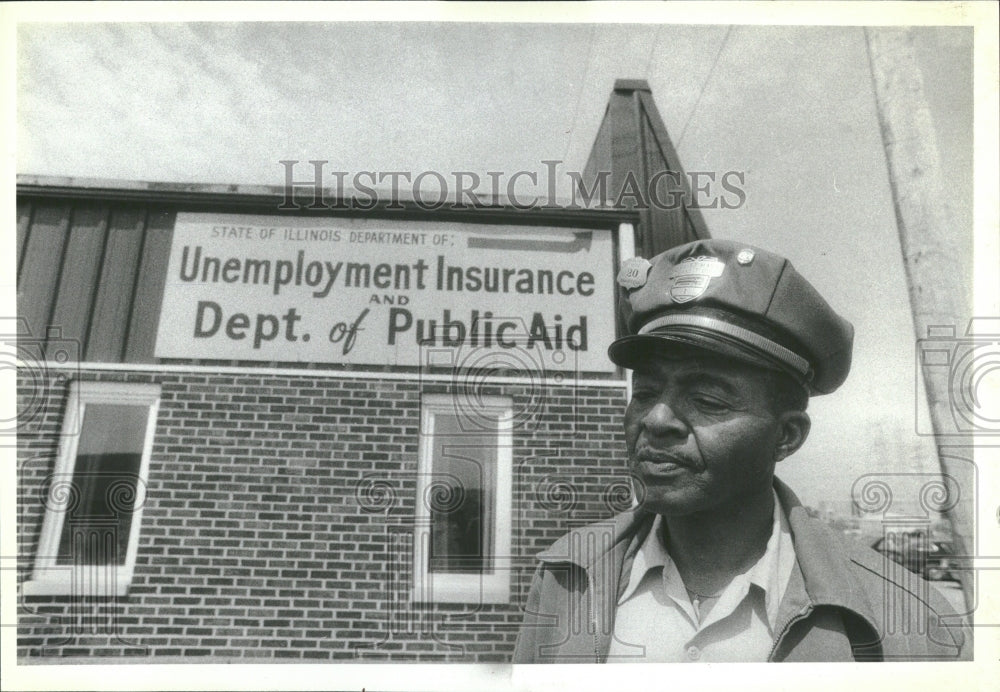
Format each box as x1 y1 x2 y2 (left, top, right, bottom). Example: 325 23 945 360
871 534 958 582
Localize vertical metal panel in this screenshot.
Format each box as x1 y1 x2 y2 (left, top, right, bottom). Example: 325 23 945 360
48 205 110 357
581 81 710 258
634 93 655 256
609 89 642 218
124 209 175 363
636 90 710 253
682 207 700 244
17 200 34 273
17 203 72 341
85 207 147 362
641 112 687 255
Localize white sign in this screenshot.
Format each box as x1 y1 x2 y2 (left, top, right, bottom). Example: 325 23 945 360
154 213 617 373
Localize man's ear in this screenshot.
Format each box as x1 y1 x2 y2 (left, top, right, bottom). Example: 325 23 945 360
775 411 810 462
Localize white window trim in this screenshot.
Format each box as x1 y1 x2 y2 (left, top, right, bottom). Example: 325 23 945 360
411 394 513 604
22 381 161 597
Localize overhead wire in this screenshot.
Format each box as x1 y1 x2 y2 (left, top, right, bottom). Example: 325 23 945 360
561 25 597 167
643 25 662 77
676 25 734 148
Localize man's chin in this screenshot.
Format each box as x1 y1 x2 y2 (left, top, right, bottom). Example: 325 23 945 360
637 488 711 517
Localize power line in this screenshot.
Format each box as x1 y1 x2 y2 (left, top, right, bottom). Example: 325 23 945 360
676 25 733 148
561 26 597 166
644 25 662 77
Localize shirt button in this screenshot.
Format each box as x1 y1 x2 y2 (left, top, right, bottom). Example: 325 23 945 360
686 645 701 661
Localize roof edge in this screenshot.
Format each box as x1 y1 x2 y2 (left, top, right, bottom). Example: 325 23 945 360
16 174 639 224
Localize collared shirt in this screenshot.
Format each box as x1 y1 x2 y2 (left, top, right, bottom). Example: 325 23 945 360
607 490 796 662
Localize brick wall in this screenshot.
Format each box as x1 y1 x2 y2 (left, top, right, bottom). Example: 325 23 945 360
17 367 629 661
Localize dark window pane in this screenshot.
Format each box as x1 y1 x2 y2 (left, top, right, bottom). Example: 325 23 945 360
55 404 148 566
427 410 498 574
429 481 491 573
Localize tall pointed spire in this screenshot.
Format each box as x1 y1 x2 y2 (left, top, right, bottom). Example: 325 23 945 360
583 79 710 256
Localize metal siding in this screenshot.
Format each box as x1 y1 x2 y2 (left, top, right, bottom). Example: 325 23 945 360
609 90 641 218
682 206 700 244
124 209 175 362
47 204 110 357
641 110 687 255
17 203 72 343
636 90 710 246
84 207 147 361
580 84 712 258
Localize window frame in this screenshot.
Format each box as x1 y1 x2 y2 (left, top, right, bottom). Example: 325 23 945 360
411 394 513 604
23 381 161 597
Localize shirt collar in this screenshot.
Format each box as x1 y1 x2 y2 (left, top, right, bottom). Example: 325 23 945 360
616 489 796 630
747 489 795 628
617 514 670 605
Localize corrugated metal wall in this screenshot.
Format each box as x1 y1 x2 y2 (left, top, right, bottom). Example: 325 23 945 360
16 199 174 364
582 79 710 256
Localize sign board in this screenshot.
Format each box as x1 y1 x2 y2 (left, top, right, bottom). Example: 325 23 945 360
154 213 617 373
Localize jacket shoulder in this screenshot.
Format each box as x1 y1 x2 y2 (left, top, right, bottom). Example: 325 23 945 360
533 508 650 565
838 533 969 659
842 535 964 612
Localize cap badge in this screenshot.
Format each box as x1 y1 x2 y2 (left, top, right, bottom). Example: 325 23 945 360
667 255 725 303
737 249 755 265
617 257 652 289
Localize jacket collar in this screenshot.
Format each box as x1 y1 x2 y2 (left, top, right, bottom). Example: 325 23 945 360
772 477 878 631
535 504 651 570
534 477 881 635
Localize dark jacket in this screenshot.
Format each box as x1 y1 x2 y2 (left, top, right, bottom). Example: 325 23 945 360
513 479 969 662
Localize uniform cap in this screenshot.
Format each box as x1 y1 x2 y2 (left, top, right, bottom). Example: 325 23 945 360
609 239 854 395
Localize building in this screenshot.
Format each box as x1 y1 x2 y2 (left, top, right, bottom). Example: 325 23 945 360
15 81 708 661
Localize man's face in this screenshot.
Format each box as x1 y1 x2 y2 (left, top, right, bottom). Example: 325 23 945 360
625 353 798 516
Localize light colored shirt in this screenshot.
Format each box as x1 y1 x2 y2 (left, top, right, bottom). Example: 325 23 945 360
607 490 795 662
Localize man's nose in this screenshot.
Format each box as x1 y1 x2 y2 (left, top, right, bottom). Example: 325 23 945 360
642 398 687 437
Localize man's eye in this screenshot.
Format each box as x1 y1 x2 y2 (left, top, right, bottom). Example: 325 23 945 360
631 383 665 401
692 396 730 413
631 388 659 401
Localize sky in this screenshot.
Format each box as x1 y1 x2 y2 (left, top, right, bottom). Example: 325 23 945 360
10 11 984 510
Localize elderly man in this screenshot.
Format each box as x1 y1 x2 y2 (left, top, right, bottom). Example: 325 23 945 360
513 239 968 663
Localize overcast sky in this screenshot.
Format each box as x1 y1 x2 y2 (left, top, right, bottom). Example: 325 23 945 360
11 14 981 509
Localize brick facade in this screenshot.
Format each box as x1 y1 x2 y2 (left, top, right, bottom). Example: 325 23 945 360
17 367 629 661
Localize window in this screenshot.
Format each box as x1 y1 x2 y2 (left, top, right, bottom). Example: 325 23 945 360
23 382 160 596
412 395 512 603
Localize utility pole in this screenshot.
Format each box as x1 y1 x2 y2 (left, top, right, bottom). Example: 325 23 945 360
865 27 974 611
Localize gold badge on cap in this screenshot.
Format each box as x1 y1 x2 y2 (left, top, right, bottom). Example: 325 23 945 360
617 257 652 289
667 255 725 303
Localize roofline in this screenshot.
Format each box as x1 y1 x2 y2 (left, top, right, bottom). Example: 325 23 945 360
16 174 639 228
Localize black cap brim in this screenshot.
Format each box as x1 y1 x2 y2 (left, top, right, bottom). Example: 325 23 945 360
608 328 813 391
